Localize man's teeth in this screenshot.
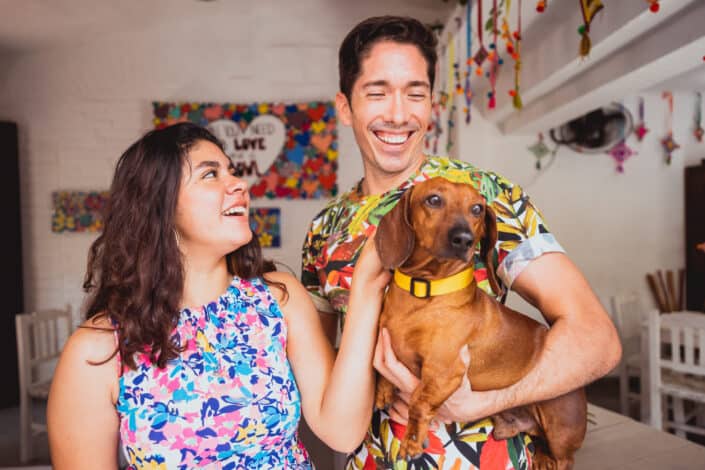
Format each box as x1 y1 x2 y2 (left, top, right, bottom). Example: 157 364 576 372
223 206 246 216
376 132 410 145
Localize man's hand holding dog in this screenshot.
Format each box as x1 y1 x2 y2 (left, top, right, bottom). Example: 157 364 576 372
373 328 500 425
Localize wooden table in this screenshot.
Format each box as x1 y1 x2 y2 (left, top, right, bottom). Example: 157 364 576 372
575 404 705 469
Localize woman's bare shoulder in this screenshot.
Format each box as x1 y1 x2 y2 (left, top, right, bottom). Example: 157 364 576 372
63 314 118 364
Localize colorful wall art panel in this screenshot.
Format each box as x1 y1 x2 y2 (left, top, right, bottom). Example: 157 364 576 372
52 191 109 233
153 101 338 199
250 207 281 248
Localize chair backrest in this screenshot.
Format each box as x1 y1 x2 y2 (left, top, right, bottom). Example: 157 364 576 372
648 310 705 378
15 306 73 389
610 293 645 358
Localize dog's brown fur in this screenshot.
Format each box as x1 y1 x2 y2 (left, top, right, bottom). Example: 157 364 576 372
374 177 587 469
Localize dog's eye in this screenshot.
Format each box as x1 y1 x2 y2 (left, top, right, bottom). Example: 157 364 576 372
425 194 442 207
471 204 484 216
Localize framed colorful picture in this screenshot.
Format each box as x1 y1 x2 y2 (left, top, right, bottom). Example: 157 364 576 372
153 101 337 199
249 207 281 248
52 191 109 233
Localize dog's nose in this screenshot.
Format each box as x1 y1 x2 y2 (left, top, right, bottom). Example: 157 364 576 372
448 226 474 252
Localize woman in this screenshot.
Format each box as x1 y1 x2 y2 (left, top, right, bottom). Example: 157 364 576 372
47 122 389 469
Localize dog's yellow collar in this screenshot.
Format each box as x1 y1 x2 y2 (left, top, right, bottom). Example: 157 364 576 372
393 267 475 298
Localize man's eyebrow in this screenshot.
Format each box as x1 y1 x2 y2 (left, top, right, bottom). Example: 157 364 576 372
361 80 430 89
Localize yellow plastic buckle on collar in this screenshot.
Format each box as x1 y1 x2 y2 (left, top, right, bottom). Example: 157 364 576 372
393 267 474 298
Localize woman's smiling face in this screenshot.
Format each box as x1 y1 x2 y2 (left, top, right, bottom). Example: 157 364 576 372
174 140 252 259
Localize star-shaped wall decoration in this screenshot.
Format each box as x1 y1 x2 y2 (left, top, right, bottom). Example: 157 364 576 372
635 122 649 141
608 140 636 173
528 139 551 169
661 133 680 164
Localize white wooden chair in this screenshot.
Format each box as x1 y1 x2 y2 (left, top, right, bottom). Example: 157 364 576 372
648 310 705 439
15 305 72 463
610 294 646 418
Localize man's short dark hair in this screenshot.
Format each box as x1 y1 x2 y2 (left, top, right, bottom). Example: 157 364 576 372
338 16 438 103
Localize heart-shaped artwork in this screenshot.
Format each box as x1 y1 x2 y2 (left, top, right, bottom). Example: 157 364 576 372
207 115 285 187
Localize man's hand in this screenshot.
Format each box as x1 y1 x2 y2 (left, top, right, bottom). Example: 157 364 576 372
373 328 491 425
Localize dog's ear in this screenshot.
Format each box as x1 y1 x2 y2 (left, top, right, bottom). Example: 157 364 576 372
480 204 502 296
375 189 415 269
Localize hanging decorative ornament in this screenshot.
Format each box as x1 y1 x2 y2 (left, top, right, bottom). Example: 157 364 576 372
431 101 442 154
487 0 500 109
661 91 680 164
464 1 474 124
607 103 636 173
694 92 704 142
446 31 455 110
528 132 551 169
536 0 547 12
453 17 463 98
578 0 604 57
634 96 649 141
510 0 523 109
645 0 660 13
473 0 489 76
446 103 457 154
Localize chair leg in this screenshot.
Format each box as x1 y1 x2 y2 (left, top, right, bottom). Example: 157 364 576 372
650 392 663 431
619 369 630 416
672 398 687 438
19 395 31 463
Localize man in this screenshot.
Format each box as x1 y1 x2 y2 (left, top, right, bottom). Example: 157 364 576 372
301 16 621 469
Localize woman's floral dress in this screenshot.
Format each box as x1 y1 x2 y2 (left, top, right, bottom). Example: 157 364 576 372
116 276 313 469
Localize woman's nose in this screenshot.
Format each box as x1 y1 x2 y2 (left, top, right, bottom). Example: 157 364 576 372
226 175 248 194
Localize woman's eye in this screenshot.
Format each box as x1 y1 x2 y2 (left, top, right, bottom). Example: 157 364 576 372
203 170 217 179
425 195 442 207
471 204 483 216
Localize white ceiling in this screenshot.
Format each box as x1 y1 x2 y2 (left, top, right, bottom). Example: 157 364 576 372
650 64 705 92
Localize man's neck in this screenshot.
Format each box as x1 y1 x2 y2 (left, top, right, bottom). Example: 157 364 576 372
361 155 427 196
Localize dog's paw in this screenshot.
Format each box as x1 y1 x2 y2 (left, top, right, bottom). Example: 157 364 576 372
374 382 395 411
398 437 425 461
531 451 559 470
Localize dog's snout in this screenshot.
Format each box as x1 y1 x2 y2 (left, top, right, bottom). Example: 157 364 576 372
448 225 474 253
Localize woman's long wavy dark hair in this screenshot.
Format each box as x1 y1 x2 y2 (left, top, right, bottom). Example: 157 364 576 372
84 122 279 370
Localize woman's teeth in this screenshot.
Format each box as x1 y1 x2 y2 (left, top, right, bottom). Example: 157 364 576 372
222 206 246 216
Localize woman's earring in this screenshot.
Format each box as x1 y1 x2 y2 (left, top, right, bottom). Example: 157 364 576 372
174 229 181 248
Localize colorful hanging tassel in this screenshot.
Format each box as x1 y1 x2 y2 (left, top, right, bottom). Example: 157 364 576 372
661 91 680 164
512 0 523 109
464 1 473 124
694 92 704 142
488 0 499 109
634 96 649 141
578 0 604 57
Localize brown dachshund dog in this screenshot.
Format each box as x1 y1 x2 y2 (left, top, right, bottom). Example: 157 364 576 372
373 177 587 469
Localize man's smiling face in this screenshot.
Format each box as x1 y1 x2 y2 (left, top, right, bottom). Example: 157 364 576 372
337 40 432 182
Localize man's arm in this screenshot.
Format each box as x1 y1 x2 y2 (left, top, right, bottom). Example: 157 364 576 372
318 311 339 347
375 252 622 423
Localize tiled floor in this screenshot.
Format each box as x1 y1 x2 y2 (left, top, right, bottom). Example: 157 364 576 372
0 401 50 467
0 377 700 468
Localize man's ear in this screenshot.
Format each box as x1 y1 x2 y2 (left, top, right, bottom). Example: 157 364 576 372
335 91 352 126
